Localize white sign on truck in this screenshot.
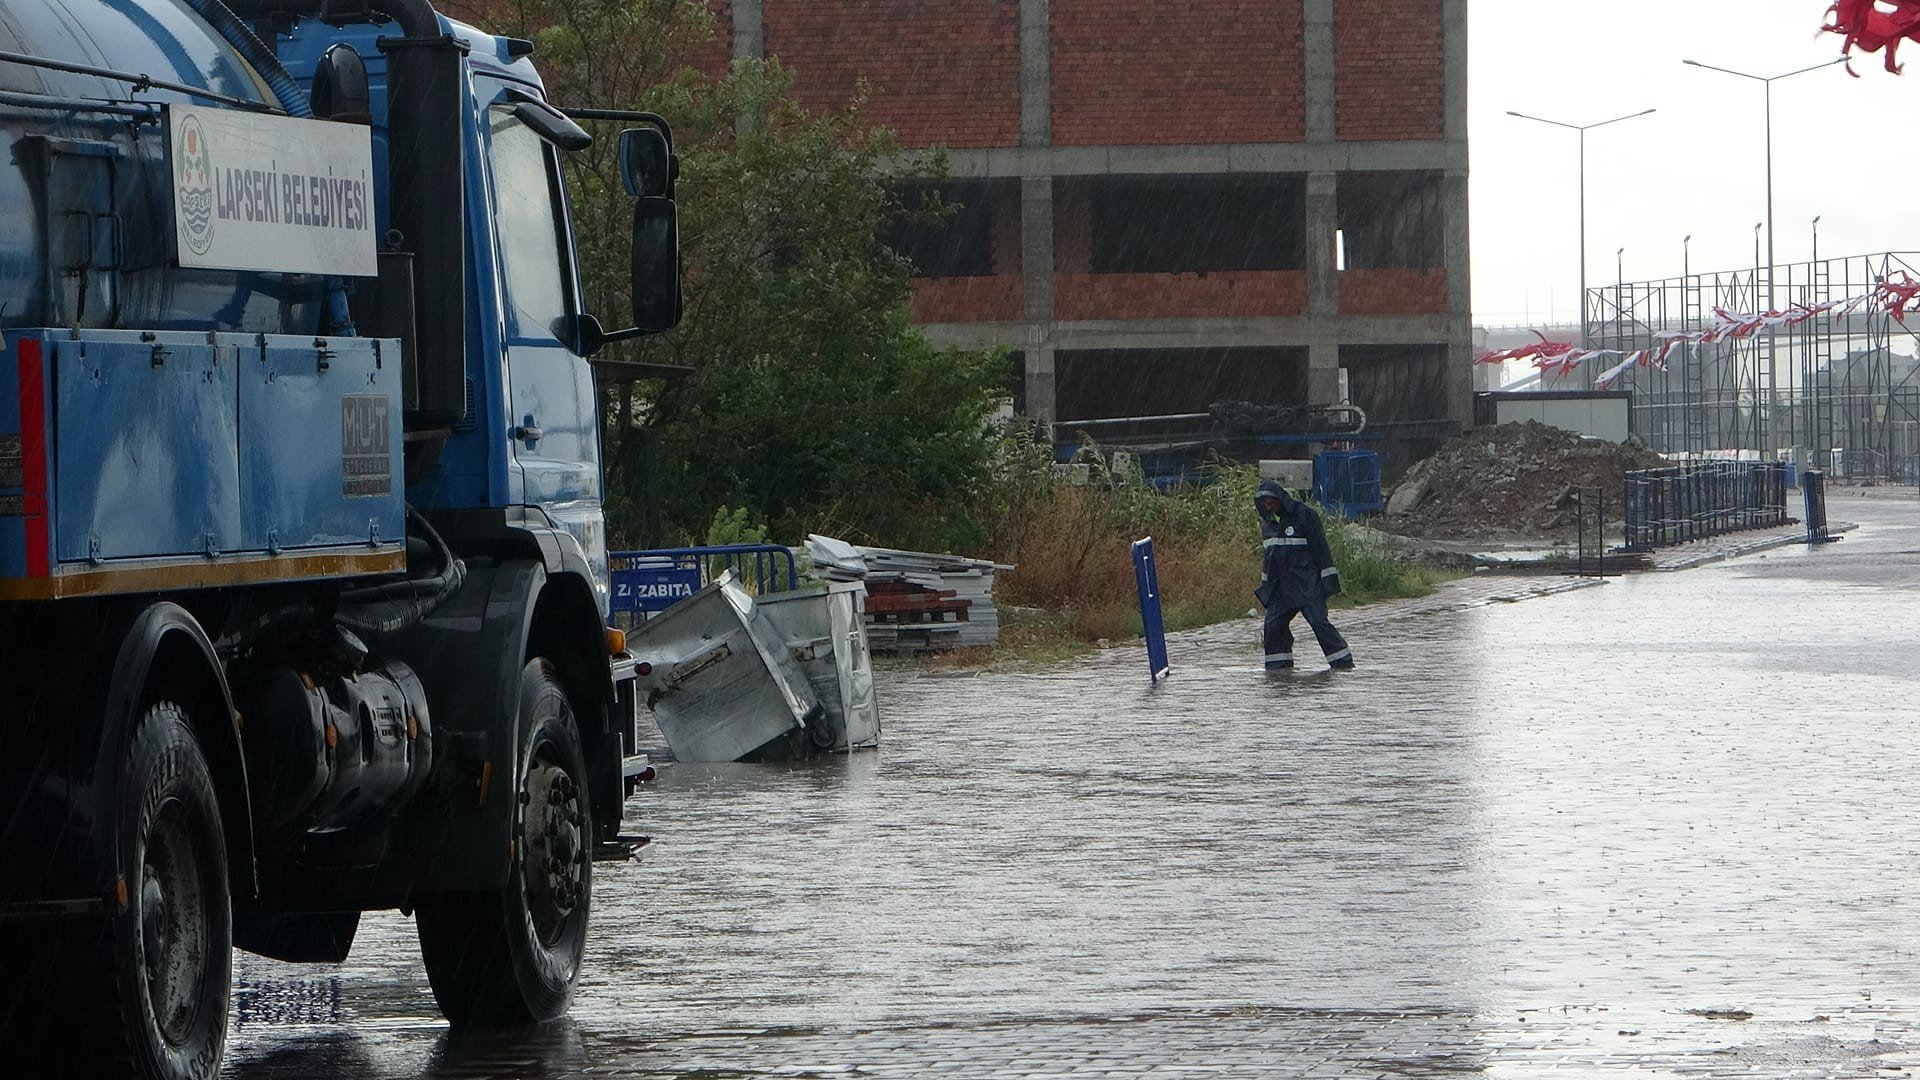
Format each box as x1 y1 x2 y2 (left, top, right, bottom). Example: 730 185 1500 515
169 104 378 277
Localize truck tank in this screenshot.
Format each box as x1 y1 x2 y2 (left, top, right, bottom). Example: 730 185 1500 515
0 0 323 334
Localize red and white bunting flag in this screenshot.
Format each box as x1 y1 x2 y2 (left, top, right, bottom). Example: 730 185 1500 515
1476 271 1920 372
1825 0 1920 74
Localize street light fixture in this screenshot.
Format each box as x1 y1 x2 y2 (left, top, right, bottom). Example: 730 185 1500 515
1507 107 1657 346
1681 56 1846 312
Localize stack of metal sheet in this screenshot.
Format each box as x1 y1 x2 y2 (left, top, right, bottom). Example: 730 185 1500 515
855 545 1007 652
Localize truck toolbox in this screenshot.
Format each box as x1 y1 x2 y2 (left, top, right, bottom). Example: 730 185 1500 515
2 330 404 597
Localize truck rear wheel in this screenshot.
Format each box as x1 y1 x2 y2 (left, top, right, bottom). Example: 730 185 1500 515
100 701 233 1080
416 660 592 1028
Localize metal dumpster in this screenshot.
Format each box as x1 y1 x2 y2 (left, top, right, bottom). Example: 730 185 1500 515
627 572 827 762
756 580 880 751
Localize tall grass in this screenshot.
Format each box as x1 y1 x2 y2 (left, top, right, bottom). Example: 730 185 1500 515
983 437 1444 646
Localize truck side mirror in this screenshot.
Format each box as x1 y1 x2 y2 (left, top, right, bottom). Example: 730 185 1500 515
631 196 681 331
620 128 673 198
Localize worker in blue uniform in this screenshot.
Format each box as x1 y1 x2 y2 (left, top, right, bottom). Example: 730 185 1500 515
1254 478 1354 671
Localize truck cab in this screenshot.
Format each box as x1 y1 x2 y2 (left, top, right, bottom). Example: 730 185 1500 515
0 2 680 1076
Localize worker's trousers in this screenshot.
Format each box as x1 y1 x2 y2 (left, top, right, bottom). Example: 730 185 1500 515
1262 597 1351 669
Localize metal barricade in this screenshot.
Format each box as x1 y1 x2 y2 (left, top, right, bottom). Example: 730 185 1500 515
1802 469 1840 545
1574 487 1607 576
1622 462 1790 552
607 543 800 627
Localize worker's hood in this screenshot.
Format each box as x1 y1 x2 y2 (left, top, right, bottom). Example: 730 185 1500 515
1256 478 1299 515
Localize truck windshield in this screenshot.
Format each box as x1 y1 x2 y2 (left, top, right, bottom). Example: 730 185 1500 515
486 110 571 342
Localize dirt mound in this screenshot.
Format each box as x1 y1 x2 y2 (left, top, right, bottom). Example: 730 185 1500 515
1382 420 1665 539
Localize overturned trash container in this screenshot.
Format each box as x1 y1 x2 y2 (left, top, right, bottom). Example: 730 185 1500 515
756 579 880 751
627 572 827 762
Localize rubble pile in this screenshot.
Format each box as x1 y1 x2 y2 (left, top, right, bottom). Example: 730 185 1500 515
1382 421 1665 538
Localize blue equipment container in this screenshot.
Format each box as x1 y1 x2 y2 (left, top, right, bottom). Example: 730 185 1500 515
1313 450 1383 518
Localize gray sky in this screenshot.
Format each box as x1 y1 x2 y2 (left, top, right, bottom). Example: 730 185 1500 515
1469 0 1914 328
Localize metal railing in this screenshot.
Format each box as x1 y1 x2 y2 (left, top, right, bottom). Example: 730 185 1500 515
1621 462 1790 551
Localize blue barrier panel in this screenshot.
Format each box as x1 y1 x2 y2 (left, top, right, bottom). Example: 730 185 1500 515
611 556 704 615
608 543 800 623
1132 537 1170 682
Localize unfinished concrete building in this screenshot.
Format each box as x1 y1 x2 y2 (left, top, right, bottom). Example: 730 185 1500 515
726 0 1472 477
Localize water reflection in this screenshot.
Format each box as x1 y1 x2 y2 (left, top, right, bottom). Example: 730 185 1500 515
224 499 1920 1076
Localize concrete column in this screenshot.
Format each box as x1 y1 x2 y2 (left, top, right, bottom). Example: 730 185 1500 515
1303 0 1336 143
1441 0 1467 144
1308 342 1342 406
1019 0 1055 421
1021 175 1057 420
732 0 764 62
1306 171 1338 318
1444 169 1474 424
1024 340 1057 422
1442 0 1472 425
1304 0 1339 417
1020 0 1051 147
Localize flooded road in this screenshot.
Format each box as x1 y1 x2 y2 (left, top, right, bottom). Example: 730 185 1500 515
226 495 1920 1076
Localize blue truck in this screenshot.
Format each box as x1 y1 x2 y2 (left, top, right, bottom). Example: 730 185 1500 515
0 1 679 1075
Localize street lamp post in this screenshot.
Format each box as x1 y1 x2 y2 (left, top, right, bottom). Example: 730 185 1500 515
1683 56 1845 453
1506 107 1657 348
1683 235 1693 452
1808 215 1823 453
1753 222 1764 450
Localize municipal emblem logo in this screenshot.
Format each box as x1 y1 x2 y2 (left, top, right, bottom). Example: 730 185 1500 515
175 115 215 256
1285 526 1295 536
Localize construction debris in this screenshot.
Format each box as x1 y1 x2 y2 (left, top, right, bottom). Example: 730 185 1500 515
810 536 1009 653
1381 421 1665 539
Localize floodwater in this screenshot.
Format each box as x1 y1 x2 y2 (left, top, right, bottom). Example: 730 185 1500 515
224 494 1920 1077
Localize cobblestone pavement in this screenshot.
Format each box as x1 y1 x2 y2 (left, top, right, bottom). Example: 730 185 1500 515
224 499 1920 1078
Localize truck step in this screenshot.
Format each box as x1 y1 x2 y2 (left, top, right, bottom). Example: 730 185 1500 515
593 834 653 863
0 897 109 923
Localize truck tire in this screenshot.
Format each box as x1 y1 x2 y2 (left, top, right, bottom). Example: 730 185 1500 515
416 660 592 1028
102 701 233 1080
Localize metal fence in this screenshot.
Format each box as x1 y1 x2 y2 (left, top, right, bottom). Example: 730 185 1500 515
1621 462 1790 552
1581 252 1920 481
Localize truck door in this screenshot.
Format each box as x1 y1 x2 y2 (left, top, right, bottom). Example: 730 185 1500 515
483 105 608 591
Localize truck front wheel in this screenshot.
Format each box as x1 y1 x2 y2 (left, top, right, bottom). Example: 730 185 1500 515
110 701 233 1080
416 660 592 1027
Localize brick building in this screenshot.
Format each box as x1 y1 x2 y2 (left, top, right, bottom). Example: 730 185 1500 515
733 0 1472 471
447 0 1472 468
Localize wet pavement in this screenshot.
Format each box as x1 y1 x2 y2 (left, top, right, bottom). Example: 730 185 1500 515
224 495 1920 1077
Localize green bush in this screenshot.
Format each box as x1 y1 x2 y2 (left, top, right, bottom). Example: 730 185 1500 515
986 445 1444 646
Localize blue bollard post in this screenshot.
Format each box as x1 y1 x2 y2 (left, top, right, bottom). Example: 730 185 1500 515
1132 537 1170 682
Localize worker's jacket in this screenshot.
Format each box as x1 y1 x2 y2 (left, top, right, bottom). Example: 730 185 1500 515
1254 479 1342 609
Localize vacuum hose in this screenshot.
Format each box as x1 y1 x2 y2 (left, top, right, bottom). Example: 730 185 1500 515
334 508 467 637
184 0 312 118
